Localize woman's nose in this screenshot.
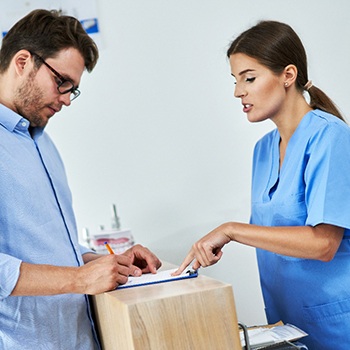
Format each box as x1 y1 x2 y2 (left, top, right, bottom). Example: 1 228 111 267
234 84 246 98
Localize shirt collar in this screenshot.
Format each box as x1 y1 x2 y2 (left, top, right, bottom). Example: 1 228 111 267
0 103 44 137
0 103 24 131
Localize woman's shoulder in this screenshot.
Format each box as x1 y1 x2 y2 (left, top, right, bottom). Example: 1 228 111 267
308 109 349 129
302 109 350 153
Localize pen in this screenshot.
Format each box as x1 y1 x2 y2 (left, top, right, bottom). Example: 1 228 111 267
104 241 115 254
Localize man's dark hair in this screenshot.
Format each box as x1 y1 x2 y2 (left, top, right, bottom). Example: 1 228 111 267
0 9 99 73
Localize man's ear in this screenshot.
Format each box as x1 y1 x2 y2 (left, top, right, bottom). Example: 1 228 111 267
13 50 33 76
283 64 298 87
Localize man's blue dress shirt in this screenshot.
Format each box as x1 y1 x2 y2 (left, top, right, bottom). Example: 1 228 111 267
0 104 100 349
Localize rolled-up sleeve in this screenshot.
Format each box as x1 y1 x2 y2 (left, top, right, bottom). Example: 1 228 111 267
0 253 22 300
79 244 95 256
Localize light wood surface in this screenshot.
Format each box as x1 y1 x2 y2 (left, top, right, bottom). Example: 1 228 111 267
92 263 242 349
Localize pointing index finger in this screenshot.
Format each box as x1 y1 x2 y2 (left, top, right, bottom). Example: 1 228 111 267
172 252 196 276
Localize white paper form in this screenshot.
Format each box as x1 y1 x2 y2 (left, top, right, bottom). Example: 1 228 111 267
240 323 308 348
117 268 198 289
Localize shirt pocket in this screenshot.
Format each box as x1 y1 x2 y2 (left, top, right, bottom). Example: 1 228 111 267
272 192 307 226
302 297 350 347
303 297 350 323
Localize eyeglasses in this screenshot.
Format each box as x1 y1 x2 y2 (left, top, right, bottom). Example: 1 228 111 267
31 52 81 101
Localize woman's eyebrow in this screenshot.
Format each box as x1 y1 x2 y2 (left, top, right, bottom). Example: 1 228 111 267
231 68 255 78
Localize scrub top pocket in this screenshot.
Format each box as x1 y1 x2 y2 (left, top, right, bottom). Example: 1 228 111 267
302 297 350 349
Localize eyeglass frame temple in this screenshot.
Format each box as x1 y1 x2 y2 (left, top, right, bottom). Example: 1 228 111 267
29 51 81 100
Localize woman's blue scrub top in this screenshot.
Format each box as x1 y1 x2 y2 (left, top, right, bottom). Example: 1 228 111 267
250 109 350 350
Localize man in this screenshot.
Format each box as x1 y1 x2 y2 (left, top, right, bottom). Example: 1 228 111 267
0 9 161 349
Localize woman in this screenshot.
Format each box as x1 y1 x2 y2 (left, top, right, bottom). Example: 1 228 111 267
174 21 350 349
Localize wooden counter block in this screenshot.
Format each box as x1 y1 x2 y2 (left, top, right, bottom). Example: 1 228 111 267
92 273 241 349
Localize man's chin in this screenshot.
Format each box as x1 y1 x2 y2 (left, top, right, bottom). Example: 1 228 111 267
30 117 50 128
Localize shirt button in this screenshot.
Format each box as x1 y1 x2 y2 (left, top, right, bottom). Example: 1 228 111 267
21 122 26 127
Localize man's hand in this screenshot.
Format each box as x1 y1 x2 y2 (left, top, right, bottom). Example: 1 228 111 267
78 244 161 294
77 253 133 294
122 244 162 276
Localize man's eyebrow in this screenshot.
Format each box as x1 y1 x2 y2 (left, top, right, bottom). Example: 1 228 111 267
231 69 256 78
61 73 79 88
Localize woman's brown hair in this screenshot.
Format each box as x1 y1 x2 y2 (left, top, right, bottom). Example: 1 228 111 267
227 20 345 122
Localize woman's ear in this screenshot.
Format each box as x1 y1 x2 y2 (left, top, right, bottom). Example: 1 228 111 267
13 50 33 76
283 64 298 88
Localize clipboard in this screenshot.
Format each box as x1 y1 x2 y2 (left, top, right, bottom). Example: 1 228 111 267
117 268 198 289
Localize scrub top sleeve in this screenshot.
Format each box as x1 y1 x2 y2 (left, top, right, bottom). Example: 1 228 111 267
0 253 22 300
305 122 350 230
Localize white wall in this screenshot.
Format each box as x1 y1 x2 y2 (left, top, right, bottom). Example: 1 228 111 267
44 0 350 325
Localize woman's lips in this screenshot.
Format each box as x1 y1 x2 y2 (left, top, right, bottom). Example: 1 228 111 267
243 103 253 113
